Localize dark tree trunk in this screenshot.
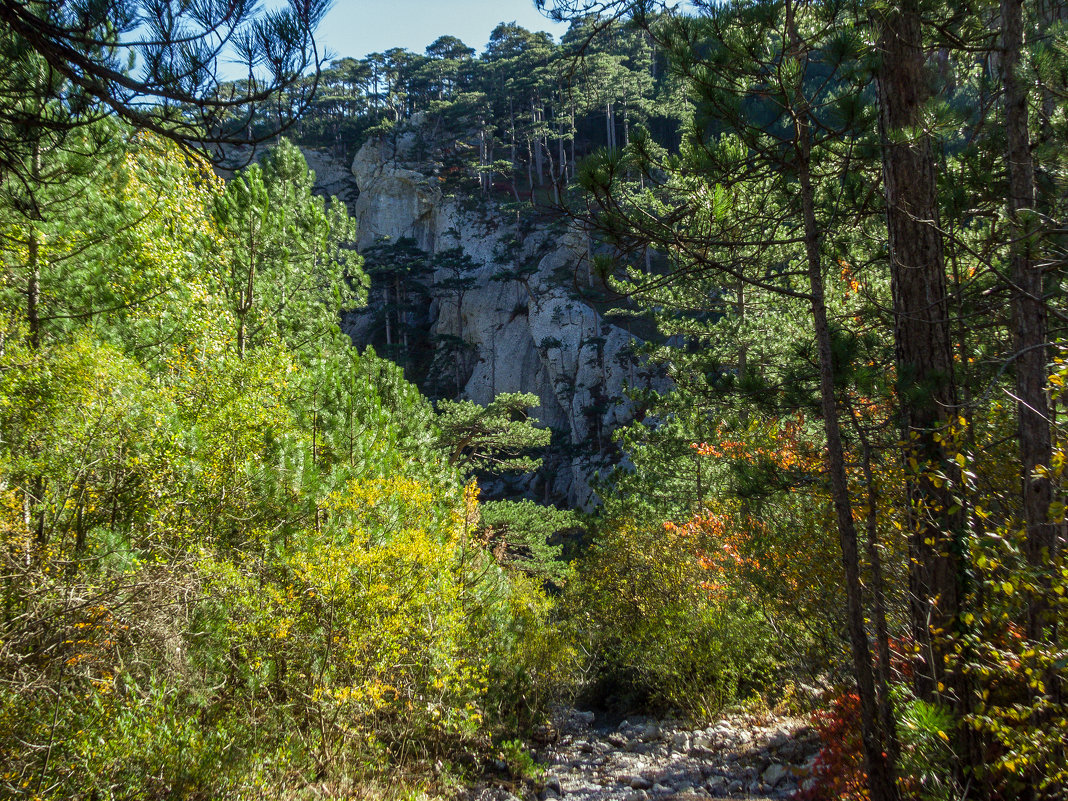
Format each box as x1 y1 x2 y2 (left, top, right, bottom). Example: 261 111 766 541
876 0 961 701
795 72 900 801
1001 0 1054 640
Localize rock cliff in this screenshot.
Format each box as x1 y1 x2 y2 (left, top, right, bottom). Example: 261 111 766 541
346 135 647 509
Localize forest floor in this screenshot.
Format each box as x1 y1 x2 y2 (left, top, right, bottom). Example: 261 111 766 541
465 706 823 801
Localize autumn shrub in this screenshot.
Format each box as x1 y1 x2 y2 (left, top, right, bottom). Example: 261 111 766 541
472 566 577 732
951 520 1068 799
563 517 778 716
796 692 867 801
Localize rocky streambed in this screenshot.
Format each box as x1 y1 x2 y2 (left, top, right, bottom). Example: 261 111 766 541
467 707 823 801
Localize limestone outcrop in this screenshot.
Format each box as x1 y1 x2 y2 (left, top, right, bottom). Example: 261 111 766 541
345 136 647 509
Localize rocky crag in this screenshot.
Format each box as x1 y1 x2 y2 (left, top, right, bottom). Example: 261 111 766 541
342 131 651 508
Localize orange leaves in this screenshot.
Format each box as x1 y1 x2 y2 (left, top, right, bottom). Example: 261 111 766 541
840 260 862 299
690 413 822 474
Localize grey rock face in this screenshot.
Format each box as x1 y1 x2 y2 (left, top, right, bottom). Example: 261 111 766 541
345 136 650 508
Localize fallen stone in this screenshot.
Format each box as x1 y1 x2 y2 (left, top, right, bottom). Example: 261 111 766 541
762 763 789 787
640 723 662 742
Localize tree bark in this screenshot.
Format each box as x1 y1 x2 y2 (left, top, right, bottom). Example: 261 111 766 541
876 0 961 700
1001 0 1054 641
795 62 900 801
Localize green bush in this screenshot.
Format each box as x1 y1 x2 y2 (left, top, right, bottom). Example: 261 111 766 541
562 518 780 716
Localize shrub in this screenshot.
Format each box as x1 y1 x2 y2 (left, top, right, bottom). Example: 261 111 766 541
563 518 779 716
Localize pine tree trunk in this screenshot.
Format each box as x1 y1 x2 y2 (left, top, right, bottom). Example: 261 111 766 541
791 11 899 793
1002 0 1054 641
384 284 393 347
876 0 961 701
27 234 40 350
26 138 41 350
533 102 544 186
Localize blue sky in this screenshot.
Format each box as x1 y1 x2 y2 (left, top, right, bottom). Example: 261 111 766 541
309 0 569 62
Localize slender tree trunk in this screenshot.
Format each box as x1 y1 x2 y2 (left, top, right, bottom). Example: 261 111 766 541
26 139 41 350
527 140 534 193
509 99 517 176
27 133 46 545
851 401 903 771
1002 0 1054 641
876 0 961 701
570 106 577 179
789 17 899 793
384 284 393 346
799 148 899 801
533 102 544 186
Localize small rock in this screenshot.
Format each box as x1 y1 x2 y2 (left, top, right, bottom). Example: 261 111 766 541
545 778 563 794
670 731 689 749
641 723 662 742
471 789 522 801
762 763 789 787
727 780 744 793
627 775 653 790
675 783 694 795
651 783 673 796
575 710 596 725
625 792 649 801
